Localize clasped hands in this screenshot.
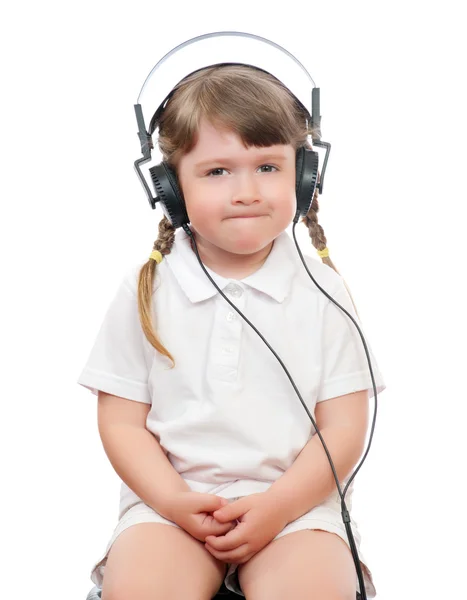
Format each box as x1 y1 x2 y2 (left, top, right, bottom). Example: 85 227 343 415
204 492 289 565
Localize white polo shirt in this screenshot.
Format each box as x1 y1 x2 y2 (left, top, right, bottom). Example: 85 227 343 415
78 227 386 520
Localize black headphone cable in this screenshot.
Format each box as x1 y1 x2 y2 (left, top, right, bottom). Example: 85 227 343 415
182 218 379 600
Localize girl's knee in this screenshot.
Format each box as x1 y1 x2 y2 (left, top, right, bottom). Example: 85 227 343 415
238 529 356 599
101 522 226 600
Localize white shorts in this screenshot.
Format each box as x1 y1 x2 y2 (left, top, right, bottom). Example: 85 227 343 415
90 494 376 598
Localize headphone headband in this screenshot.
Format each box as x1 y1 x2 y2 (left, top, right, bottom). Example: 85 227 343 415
137 31 317 133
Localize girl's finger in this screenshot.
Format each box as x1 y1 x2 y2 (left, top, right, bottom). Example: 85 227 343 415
212 519 236 534
205 525 244 550
204 541 250 563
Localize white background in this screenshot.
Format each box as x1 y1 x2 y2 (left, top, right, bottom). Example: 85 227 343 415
1 1 466 599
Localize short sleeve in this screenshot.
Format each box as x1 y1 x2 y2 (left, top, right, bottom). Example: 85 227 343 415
316 277 386 403
77 271 152 404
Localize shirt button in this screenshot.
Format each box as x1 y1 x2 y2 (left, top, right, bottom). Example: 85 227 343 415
226 311 236 322
225 283 244 298
222 346 234 354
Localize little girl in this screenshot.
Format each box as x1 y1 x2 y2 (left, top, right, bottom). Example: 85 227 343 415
78 63 386 599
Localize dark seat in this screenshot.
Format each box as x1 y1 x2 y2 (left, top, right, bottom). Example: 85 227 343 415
86 582 240 599
86 583 363 598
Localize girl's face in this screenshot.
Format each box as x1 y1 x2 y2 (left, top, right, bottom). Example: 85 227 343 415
177 117 297 276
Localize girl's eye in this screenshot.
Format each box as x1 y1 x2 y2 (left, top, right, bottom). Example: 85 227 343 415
207 168 227 177
206 165 278 177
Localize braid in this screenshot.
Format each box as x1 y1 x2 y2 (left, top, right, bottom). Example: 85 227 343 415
152 216 176 256
302 184 361 319
302 184 339 274
137 216 176 366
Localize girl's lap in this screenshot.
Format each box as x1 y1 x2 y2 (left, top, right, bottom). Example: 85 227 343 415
91 500 376 598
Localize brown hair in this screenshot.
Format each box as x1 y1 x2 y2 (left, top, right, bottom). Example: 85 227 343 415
137 64 359 367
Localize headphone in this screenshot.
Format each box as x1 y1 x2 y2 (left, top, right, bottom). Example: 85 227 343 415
132 32 379 600
148 145 319 229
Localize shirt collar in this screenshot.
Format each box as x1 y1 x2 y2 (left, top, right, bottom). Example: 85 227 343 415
164 227 298 304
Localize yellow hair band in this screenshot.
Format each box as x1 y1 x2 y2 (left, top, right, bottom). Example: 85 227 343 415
317 247 329 258
149 250 163 264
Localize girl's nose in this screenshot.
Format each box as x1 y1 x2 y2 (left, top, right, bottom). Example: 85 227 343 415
231 173 261 205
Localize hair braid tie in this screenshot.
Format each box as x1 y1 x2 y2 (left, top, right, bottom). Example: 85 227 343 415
149 250 163 263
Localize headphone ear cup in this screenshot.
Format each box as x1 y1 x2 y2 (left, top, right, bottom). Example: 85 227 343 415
295 146 319 218
148 162 189 228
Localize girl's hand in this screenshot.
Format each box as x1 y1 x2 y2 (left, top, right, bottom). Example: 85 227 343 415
204 492 289 565
166 491 238 543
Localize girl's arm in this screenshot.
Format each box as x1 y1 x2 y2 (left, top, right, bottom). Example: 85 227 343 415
265 389 369 525
98 391 191 518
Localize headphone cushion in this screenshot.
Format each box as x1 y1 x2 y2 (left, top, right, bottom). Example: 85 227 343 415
295 147 305 193
295 146 319 217
149 162 189 228
163 163 184 204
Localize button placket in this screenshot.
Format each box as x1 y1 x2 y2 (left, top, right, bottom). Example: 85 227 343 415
226 311 237 322
207 283 245 382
